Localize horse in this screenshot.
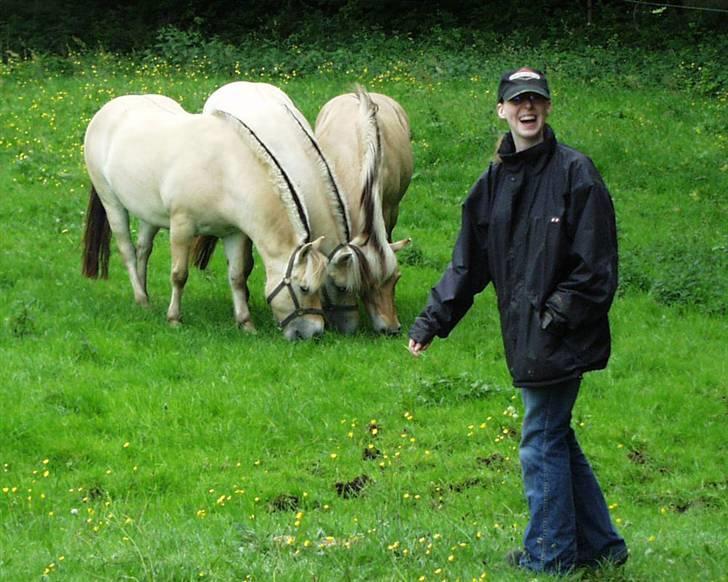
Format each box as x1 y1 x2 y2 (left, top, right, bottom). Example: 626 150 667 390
314 86 413 334
198 81 365 335
81 94 328 341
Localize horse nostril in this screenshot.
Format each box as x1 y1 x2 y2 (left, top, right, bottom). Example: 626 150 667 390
285 328 302 342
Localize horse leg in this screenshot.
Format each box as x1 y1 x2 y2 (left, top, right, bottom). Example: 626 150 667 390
136 220 160 298
222 233 256 333
385 206 399 243
166 215 195 326
104 202 149 305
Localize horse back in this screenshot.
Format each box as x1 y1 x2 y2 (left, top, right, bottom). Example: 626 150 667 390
85 97 274 235
315 91 413 224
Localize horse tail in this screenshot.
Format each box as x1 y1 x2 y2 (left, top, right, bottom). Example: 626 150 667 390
82 185 111 279
355 85 386 260
190 235 218 270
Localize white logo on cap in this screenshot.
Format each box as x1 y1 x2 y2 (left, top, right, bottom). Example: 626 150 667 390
509 71 541 81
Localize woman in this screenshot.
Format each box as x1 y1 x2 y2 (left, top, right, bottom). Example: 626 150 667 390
408 67 628 574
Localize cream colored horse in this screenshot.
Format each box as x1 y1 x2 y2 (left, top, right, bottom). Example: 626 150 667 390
82 94 327 340
315 87 413 334
201 81 365 335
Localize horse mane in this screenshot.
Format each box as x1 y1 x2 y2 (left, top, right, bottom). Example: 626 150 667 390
355 85 388 263
211 110 311 244
301 244 329 291
329 243 374 294
280 104 352 243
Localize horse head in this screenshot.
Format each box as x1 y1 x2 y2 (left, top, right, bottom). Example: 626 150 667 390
266 237 328 341
345 236 410 335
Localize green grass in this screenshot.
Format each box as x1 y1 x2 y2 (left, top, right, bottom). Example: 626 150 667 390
0 47 726 581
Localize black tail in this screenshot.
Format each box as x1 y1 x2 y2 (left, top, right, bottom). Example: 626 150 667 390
81 185 111 279
190 235 219 270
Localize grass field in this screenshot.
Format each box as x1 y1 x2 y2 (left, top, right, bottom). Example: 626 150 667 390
0 46 726 581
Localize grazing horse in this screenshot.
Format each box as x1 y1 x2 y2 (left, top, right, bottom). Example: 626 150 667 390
200 81 365 335
82 94 327 341
315 86 413 334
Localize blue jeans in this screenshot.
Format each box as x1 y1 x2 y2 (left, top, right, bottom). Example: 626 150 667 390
518 379 627 573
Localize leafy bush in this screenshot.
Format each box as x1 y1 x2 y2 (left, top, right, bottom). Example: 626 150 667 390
620 239 727 316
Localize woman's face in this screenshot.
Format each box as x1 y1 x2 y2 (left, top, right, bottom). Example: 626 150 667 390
497 93 551 151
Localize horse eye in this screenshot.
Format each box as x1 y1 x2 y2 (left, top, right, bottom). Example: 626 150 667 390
299 285 310 294
336 285 348 294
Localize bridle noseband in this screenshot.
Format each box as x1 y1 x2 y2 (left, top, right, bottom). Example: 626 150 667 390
266 244 325 329
322 243 359 315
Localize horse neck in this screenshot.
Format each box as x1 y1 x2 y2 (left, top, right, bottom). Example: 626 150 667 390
304 183 349 254
296 135 351 252
255 229 302 285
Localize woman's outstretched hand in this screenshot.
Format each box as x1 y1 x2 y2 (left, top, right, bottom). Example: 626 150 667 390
407 338 431 357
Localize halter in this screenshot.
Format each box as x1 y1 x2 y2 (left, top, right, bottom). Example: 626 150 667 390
266 244 325 329
322 243 359 315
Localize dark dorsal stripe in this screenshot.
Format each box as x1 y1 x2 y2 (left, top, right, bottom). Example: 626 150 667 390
359 94 385 263
219 111 311 242
282 104 352 242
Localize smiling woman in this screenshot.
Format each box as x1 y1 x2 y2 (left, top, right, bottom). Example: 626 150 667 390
495 68 552 152
408 66 628 574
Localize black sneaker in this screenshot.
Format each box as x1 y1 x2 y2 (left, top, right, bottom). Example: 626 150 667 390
577 550 629 569
505 549 525 568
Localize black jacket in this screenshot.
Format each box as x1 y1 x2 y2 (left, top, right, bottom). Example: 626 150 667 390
409 127 618 387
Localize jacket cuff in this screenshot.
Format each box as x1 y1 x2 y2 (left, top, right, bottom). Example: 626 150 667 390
408 316 437 345
541 309 567 336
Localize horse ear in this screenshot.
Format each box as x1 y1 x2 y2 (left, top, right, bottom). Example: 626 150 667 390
331 248 353 267
390 238 411 253
299 236 325 260
311 235 325 252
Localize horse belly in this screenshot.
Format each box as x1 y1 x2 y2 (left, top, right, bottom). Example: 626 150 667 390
103 145 171 228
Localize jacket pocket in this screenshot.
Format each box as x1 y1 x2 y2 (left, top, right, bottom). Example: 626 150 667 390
514 301 578 384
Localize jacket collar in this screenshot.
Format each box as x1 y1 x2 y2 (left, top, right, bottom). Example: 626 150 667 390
498 125 556 175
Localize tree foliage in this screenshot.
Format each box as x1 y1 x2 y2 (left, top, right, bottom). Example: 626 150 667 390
1 0 725 55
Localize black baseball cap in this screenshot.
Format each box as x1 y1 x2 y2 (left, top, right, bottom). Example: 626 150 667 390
497 68 551 102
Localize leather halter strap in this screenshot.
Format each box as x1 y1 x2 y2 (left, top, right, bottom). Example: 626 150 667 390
321 243 359 314
266 244 325 329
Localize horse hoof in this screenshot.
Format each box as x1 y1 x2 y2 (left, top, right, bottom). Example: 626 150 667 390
238 320 256 334
168 319 182 328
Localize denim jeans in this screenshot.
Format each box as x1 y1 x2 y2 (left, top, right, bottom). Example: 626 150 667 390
518 379 627 573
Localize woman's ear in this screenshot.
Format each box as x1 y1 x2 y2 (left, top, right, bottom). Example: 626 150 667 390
497 102 506 119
